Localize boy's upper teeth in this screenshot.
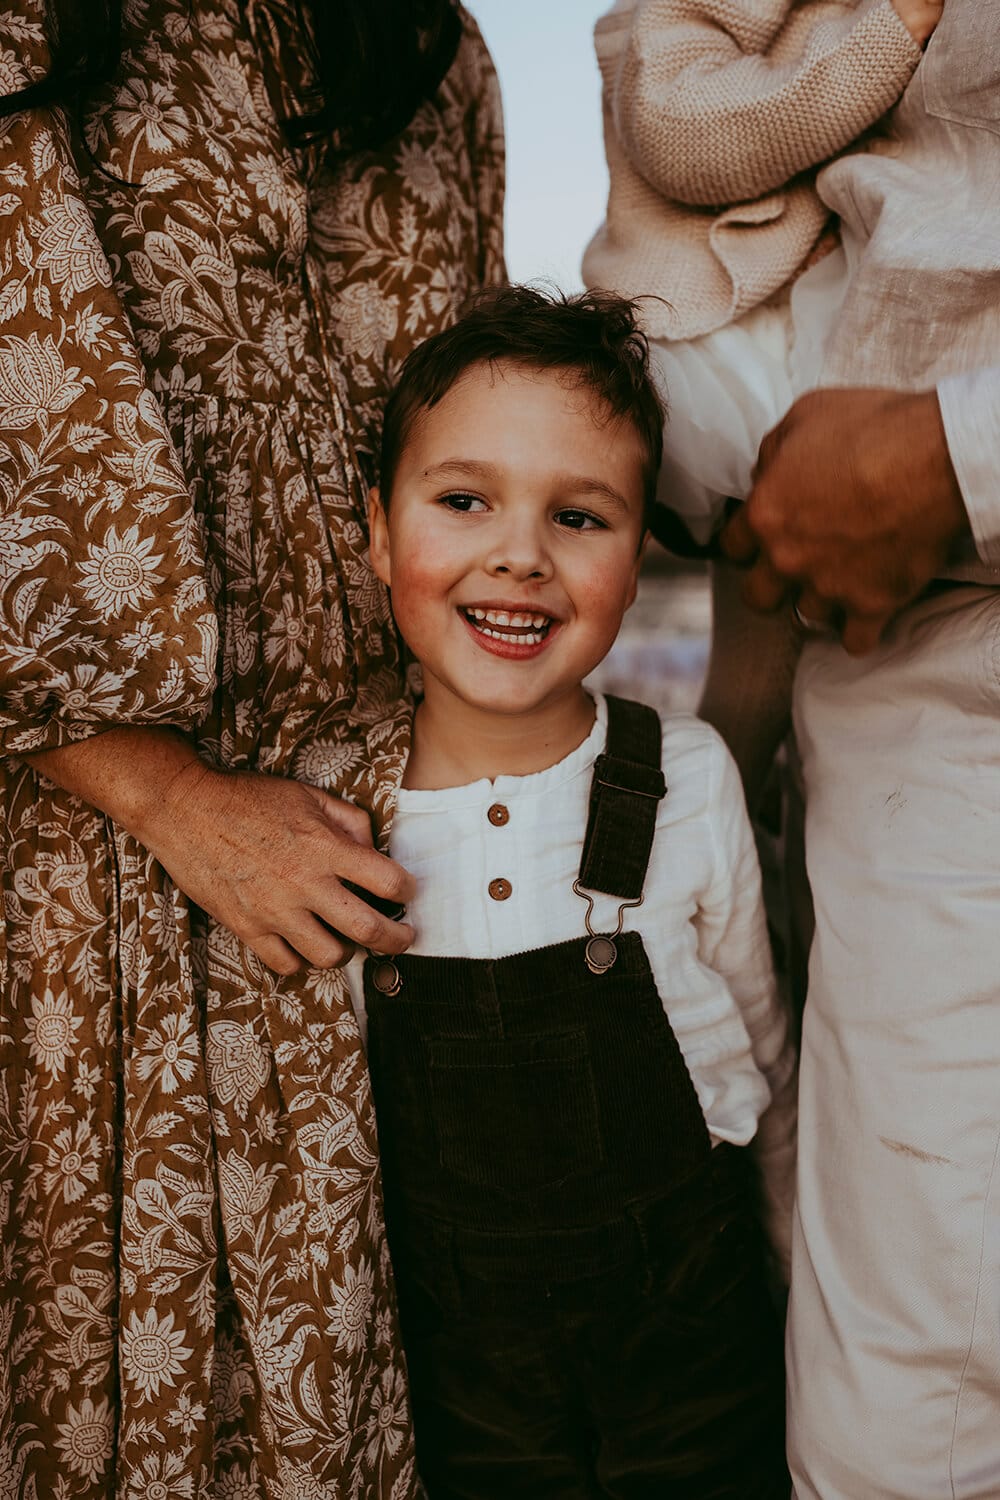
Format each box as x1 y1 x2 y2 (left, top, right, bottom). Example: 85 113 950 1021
470 608 550 628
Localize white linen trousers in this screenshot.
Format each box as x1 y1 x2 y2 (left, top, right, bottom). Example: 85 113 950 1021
787 585 1000 1499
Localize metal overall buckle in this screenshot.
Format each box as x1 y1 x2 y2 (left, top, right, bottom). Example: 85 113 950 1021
370 957 403 996
572 879 643 975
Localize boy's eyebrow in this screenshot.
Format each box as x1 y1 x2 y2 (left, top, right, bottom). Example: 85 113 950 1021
421 459 501 483
558 477 631 514
422 459 632 512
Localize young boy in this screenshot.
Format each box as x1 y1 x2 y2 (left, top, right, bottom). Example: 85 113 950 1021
352 286 795 1498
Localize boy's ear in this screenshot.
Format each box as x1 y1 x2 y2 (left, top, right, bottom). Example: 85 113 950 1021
368 486 392 588
626 530 648 610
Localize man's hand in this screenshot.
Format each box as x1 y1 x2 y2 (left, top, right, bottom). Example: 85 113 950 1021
721 388 969 654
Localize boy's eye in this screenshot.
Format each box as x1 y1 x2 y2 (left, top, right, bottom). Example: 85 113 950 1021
441 492 487 513
555 508 607 532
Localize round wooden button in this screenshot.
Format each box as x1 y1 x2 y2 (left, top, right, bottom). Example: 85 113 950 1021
487 803 509 827
488 877 512 901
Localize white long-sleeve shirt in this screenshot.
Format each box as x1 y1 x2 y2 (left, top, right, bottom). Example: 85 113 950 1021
347 695 797 1264
938 367 1000 568
810 0 1000 575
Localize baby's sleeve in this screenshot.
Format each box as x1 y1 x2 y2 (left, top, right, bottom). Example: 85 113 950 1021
611 0 921 206
0 4 217 754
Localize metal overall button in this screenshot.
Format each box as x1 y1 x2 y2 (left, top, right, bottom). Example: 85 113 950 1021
371 959 402 996
573 879 643 975
585 935 618 975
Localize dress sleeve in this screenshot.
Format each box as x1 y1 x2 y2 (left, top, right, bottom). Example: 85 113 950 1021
610 0 921 206
937 366 1000 568
0 9 217 755
696 740 798 1277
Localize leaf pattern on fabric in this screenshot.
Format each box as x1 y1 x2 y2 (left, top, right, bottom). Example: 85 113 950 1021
0 1 505 1494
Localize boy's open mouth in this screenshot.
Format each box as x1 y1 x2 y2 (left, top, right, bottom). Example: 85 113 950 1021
460 607 554 645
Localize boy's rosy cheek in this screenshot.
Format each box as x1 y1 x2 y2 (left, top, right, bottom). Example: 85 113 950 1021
395 566 442 606
579 564 631 608
385 563 442 631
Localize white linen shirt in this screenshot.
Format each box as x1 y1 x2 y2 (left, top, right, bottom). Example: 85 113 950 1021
348 695 797 1255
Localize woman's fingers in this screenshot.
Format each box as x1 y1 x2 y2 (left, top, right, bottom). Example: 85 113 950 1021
253 932 309 977
310 878 415 958
314 815 417 909
276 914 356 971
144 768 418 975
316 791 376 846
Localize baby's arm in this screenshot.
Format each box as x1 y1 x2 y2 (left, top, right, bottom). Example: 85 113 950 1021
694 739 797 1277
610 0 924 206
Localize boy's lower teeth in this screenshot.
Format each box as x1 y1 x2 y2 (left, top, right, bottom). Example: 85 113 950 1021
483 627 543 643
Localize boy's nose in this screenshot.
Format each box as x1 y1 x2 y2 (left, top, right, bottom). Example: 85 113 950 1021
485 522 553 582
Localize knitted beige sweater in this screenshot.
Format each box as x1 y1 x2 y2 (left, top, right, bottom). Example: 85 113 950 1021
583 0 921 340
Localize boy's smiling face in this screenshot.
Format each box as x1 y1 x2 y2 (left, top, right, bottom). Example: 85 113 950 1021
369 359 647 727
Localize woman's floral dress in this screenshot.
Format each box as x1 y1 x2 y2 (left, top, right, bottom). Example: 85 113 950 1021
0 1 504 1494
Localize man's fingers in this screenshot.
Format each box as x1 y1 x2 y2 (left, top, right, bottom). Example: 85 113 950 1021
752 419 785 483
841 611 893 656
742 555 792 613
719 505 758 564
792 587 837 633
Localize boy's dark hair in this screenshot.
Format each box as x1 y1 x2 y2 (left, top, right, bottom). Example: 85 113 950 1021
379 285 664 515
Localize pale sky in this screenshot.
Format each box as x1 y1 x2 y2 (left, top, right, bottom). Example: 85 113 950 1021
471 1 610 291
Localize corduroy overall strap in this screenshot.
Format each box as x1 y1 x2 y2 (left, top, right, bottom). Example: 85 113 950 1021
577 696 666 900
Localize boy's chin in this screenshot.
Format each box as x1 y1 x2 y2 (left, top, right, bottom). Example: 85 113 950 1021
430 678 592 721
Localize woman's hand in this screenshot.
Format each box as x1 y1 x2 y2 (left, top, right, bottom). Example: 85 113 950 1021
891 0 944 46
142 761 416 975
26 727 415 975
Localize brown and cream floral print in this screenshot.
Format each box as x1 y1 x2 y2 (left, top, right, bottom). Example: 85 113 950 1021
0 1 505 1494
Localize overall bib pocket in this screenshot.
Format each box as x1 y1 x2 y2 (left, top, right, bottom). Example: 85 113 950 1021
427 1030 605 1197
